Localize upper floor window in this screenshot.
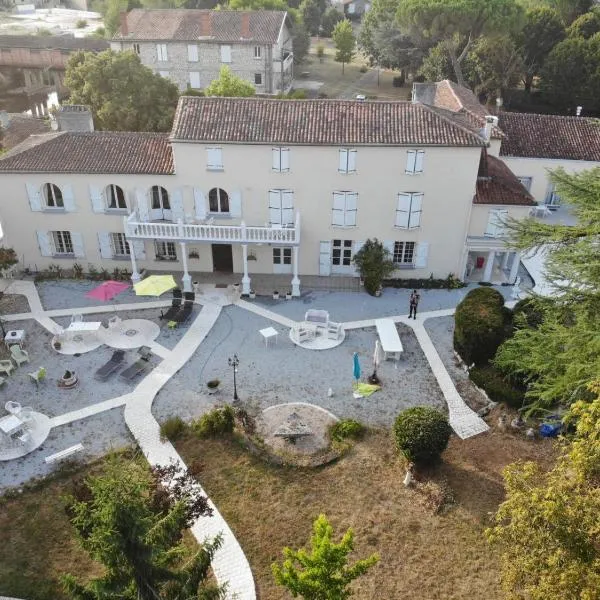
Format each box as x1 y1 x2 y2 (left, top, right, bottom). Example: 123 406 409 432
338 148 357 174
332 191 357 227
209 188 229 213
269 189 294 226
405 149 424 174
485 208 508 237
207 147 223 171
133 43 140 55
272 147 290 172
254 45 261 59
43 183 64 208
187 44 199 62
393 241 415 265
157 43 168 61
220 45 231 63
517 176 532 192
105 185 127 210
52 230 73 255
395 192 422 229
150 186 170 210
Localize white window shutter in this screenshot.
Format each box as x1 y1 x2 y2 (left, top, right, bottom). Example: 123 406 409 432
352 240 365 274
189 72 201 89
415 242 429 268
348 149 357 173
415 150 424 173
221 45 231 63
71 232 85 258
332 192 345 226
282 190 294 225
230 190 242 218
406 150 417 173
281 148 290 172
36 231 52 256
395 193 410 228
272 148 281 171
132 240 146 260
187 44 198 62
136 189 150 221
89 184 104 213
345 192 357 226
63 184 76 212
98 232 112 258
269 190 281 224
171 189 185 221
338 149 348 173
26 183 42 212
193 188 206 219
207 148 222 169
409 193 423 229
485 209 501 236
319 240 331 276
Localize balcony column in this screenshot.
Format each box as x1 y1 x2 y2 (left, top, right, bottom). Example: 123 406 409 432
509 251 521 284
501 251 510 270
291 245 300 296
127 241 141 284
482 249 496 283
241 244 251 295
180 242 192 292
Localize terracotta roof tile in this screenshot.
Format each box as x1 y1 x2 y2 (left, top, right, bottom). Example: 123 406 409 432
499 112 600 161
0 34 108 51
475 152 535 206
0 132 173 174
171 97 486 146
115 9 286 44
1 115 50 150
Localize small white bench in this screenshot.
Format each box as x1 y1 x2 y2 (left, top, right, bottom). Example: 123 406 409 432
375 318 403 361
305 309 329 329
45 443 84 464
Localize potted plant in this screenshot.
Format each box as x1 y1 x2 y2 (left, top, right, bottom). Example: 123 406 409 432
285 291 292 300
249 290 256 299
206 379 221 394
273 290 280 300
352 238 395 297
53 340 62 350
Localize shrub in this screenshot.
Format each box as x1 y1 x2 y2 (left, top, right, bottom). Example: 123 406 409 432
353 238 395 296
329 419 365 442
160 416 187 441
193 406 235 438
383 274 465 290
316 43 325 60
469 365 526 409
393 407 451 464
392 74 405 87
360 65 368 73
453 287 512 366
512 298 545 329
76 19 88 28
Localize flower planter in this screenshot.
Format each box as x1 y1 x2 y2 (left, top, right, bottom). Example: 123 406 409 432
206 379 221 395
273 291 280 300
249 291 256 299
285 292 292 300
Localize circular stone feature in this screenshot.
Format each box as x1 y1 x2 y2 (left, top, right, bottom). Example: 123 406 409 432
125 329 138 337
0 411 52 461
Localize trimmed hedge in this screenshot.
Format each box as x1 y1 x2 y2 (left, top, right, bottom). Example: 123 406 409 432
192 406 235 438
329 419 365 442
383 274 464 290
469 365 526 409
393 407 452 464
453 287 512 366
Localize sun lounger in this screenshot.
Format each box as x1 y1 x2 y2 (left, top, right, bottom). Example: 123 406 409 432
95 350 126 381
119 347 152 381
161 298 182 321
174 297 194 324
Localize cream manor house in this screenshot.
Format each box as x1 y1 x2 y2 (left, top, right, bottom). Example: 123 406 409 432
0 90 545 295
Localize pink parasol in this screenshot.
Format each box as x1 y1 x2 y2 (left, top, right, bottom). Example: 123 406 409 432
85 280 130 302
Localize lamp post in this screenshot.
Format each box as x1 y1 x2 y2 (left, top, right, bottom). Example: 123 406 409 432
228 354 239 401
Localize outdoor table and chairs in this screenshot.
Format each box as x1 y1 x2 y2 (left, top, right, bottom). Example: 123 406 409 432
0 413 24 436
62 321 102 341
4 329 25 348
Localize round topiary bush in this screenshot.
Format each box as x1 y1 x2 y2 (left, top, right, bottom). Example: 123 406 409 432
393 407 452 464
453 287 512 366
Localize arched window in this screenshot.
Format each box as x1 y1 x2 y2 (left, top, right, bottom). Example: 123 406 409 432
105 184 127 210
43 183 63 208
208 188 229 213
150 186 170 210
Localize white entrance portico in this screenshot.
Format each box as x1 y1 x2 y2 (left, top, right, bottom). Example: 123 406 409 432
124 211 302 295
463 236 520 284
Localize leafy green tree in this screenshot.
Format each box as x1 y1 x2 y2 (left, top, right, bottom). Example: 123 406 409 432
62 458 225 600
567 8 600 38
300 0 322 35
373 21 427 72
418 41 455 82
332 18 356 73
65 50 179 131
357 0 401 66
272 514 379 599
291 20 311 64
205 65 255 96
486 382 600 600
229 0 287 9
397 0 522 87
495 167 600 408
548 0 594 25
321 6 344 37
352 238 395 296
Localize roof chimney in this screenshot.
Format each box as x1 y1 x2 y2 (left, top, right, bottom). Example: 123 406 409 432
56 105 94 132
483 115 498 143
241 13 250 39
119 11 128 36
199 12 211 37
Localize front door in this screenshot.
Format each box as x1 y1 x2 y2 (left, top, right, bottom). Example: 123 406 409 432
212 244 233 273
150 186 172 221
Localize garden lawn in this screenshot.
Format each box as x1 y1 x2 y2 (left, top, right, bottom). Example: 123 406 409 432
176 420 557 599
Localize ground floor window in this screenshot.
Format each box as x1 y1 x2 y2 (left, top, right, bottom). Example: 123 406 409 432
393 241 415 265
273 247 291 265
111 233 130 257
52 231 73 254
332 239 353 266
155 241 177 261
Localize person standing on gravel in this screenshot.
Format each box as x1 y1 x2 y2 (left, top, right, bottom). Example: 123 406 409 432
409 289 420 319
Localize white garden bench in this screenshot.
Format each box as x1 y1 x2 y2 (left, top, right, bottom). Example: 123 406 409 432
305 309 329 329
375 318 403 361
45 443 84 464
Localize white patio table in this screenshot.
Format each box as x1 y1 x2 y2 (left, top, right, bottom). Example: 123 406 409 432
0 414 24 436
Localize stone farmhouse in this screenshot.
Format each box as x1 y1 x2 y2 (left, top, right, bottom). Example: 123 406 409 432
110 9 293 95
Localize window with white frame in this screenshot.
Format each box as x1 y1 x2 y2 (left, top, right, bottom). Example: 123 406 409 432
545 183 561 206
207 147 223 170
254 45 261 59
187 44 199 62
485 209 508 237
220 45 231 63
269 189 294 225
332 239 353 266
517 176 532 191
156 43 168 61
105 184 127 210
43 183 64 208
208 188 229 213
155 240 177 260
338 148 357 174
189 71 201 89
133 43 140 55
255 73 262 85
273 247 291 265
272 147 290 172
111 233 130 257
393 241 415 265
52 231 73 254
395 192 423 229
405 149 425 174
332 191 357 226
